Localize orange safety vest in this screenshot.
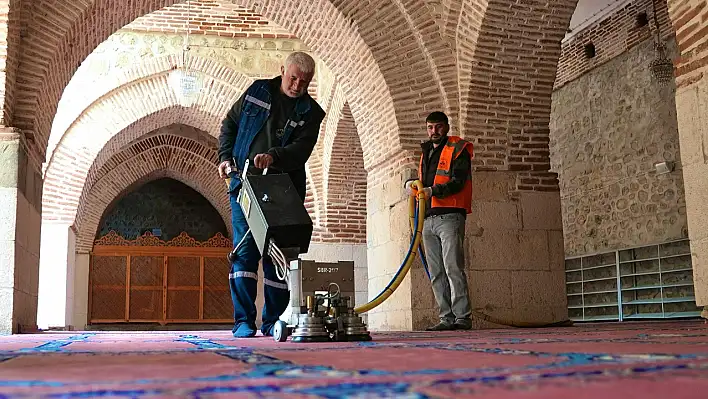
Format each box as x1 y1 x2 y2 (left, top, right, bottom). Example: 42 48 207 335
418 136 473 213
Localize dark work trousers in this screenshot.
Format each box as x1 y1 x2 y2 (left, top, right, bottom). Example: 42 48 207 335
228 191 290 334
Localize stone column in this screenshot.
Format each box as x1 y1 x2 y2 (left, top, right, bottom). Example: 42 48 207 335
365 165 418 330
0 130 42 334
411 172 568 329
365 158 568 331
37 224 76 330
675 78 708 311
73 253 91 330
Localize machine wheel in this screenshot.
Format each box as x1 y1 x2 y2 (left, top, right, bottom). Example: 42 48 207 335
273 320 288 342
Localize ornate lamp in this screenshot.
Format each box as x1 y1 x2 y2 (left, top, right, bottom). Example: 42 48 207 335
649 0 674 86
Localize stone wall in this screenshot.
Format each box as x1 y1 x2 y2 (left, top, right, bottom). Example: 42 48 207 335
550 36 687 256
0 134 42 334
668 0 708 308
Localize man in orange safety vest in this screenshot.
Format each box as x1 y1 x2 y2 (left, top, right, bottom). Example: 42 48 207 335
414 111 474 331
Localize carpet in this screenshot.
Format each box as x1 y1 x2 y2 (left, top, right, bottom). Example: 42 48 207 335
1 320 707 398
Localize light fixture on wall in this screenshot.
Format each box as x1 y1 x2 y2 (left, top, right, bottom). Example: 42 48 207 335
649 0 674 86
654 161 675 175
169 0 202 106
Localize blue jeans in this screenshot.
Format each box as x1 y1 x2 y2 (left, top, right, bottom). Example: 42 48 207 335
229 191 290 334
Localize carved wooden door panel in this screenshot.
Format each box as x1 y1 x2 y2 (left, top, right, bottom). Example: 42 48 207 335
88 232 232 325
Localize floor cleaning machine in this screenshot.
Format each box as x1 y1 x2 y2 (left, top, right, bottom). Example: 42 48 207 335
225 160 427 343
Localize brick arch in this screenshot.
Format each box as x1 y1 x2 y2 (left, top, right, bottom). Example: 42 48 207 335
75 127 219 235
15 0 446 173
41 68 252 225
46 53 254 172
84 115 219 200
460 0 578 190
88 124 217 197
304 167 323 228
389 0 460 129
307 84 348 230
74 145 230 253
318 103 366 243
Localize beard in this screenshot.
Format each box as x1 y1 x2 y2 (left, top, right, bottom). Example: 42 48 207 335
430 134 444 144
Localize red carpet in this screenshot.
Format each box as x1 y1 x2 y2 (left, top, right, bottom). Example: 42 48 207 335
1 320 707 398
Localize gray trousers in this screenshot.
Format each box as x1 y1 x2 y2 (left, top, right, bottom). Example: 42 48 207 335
422 213 471 323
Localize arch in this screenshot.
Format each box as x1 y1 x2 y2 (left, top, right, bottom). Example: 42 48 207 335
41 67 253 225
74 145 230 253
75 127 219 233
88 124 217 195
321 103 366 243
308 82 348 229
461 0 578 188
14 0 447 173
45 53 254 172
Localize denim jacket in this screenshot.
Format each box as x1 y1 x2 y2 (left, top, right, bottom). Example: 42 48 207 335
219 76 325 199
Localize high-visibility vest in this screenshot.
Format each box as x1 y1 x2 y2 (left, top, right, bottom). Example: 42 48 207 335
418 136 473 213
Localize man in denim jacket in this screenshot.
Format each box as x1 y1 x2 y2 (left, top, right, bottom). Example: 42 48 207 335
217 52 325 337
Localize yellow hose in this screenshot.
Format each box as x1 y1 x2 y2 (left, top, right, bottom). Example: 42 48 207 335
229 173 571 328
353 180 427 314
352 179 573 328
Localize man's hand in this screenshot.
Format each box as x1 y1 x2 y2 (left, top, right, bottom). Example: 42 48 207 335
218 160 232 179
404 180 416 196
422 187 433 199
254 153 274 169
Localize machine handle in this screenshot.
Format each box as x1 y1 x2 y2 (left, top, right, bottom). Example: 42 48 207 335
241 159 269 180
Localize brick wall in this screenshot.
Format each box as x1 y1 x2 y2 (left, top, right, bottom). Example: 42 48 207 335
11 0 442 186
318 104 367 244
124 2 294 39
74 142 228 252
0 0 21 126
41 64 252 226
460 0 577 193
305 75 345 233
555 0 674 89
669 0 708 87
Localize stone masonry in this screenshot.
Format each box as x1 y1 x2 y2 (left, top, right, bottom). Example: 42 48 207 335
668 0 708 308
0 0 654 333
551 31 687 256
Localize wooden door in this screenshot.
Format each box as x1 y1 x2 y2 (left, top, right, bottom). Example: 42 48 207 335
88 231 233 325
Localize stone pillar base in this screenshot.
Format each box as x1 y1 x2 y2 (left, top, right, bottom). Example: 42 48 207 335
410 171 569 330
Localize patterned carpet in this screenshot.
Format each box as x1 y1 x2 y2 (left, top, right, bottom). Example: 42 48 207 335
1 320 707 398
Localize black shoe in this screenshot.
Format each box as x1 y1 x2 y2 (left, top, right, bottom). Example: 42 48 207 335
454 319 473 330
425 321 455 331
